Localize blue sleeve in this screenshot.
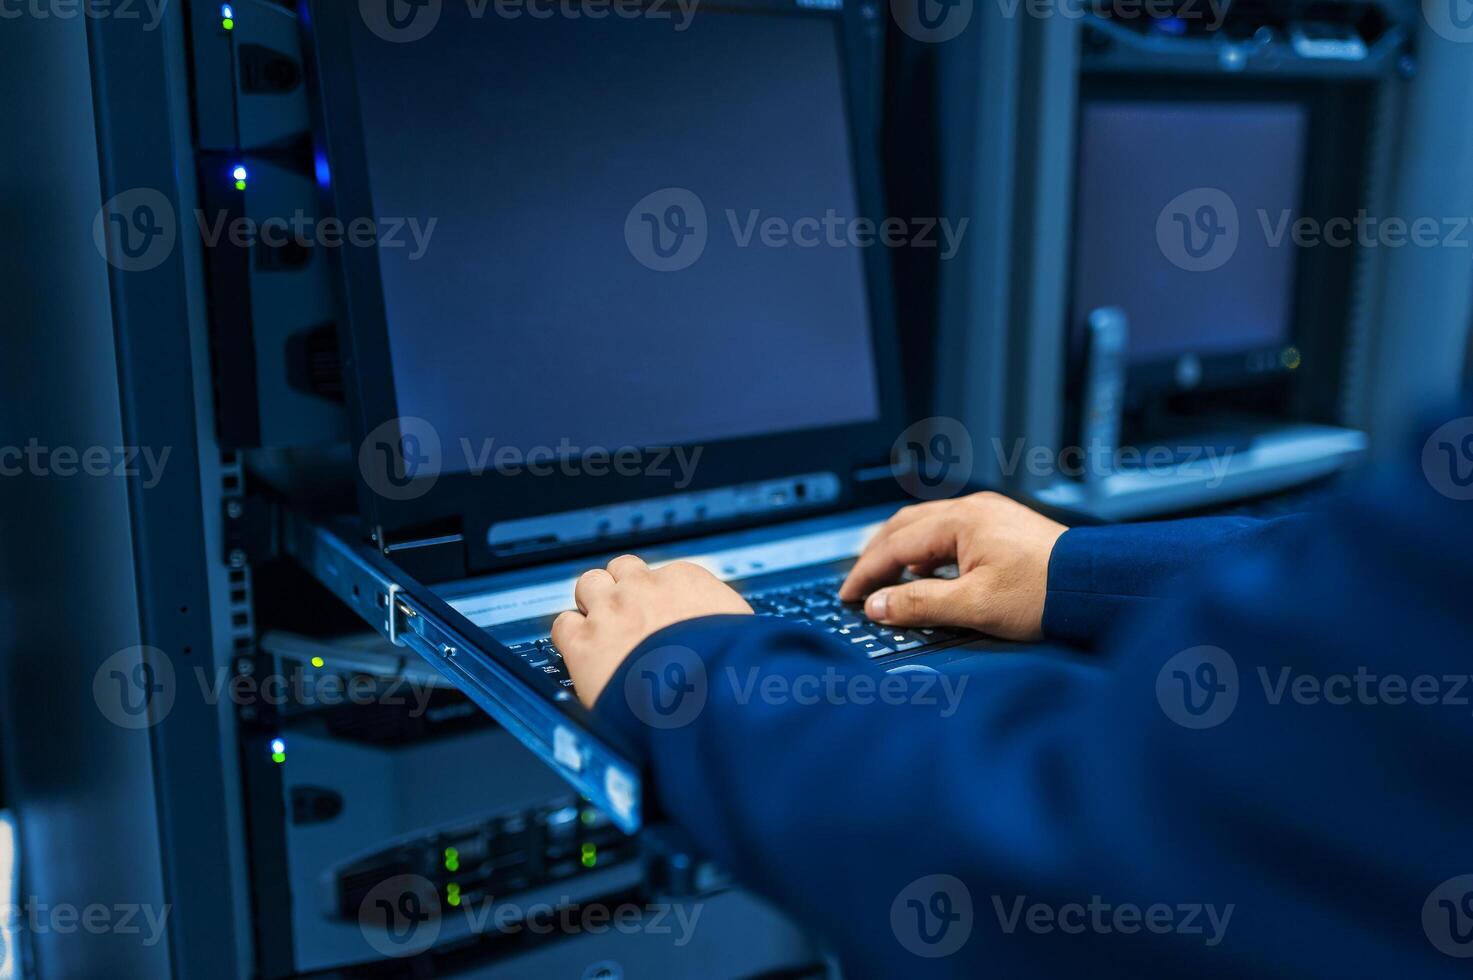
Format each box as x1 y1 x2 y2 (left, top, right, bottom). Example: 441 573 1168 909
1042 514 1316 647
593 466 1473 977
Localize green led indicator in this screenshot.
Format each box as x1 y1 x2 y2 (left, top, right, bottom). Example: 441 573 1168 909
580 843 597 868
444 846 460 872
446 882 461 907
270 751 286 764
580 809 596 827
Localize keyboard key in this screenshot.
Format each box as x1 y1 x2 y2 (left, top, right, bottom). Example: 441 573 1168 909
884 631 926 651
853 638 895 659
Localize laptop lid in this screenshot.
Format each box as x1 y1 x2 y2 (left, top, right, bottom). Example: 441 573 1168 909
303 0 909 578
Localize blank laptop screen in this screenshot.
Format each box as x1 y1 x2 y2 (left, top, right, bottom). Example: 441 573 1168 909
347 9 882 467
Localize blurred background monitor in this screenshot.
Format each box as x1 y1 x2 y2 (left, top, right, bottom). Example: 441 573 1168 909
1070 96 1310 400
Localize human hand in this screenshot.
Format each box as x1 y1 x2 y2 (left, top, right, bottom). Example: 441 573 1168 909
553 555 753 707
838 493 1067 641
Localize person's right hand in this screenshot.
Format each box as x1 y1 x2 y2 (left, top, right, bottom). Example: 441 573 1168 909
838 492 1068 641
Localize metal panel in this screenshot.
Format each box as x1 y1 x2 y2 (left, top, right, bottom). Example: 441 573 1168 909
1360 21 1473 451
85 5 244 975
0 15 172 979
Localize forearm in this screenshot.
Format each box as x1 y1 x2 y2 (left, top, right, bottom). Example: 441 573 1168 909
595 615 1127 973
1042 514 1317 647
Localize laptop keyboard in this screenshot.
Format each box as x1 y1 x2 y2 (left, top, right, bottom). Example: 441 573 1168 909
502 573 969 693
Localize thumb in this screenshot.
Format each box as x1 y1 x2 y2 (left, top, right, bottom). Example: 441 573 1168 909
864 578 970 628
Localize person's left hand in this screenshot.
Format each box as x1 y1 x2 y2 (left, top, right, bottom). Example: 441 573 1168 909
553 555 753 707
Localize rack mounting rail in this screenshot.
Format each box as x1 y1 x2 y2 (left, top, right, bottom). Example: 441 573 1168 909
283 512 644 834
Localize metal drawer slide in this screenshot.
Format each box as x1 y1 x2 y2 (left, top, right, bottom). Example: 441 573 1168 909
283 512 644 834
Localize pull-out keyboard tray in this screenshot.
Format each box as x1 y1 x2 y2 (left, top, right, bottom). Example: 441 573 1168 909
284 513 645 834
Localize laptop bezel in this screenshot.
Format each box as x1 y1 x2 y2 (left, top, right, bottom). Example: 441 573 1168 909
301 0 911 574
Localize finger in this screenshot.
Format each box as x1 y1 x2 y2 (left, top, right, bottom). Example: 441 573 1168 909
606 554 649 581
550 610 585 651
573 568 615 614
864 577 971 628
840 516 959 601
860 501 946 556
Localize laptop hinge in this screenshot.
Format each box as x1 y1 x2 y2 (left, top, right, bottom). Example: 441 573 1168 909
375 526 469 582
